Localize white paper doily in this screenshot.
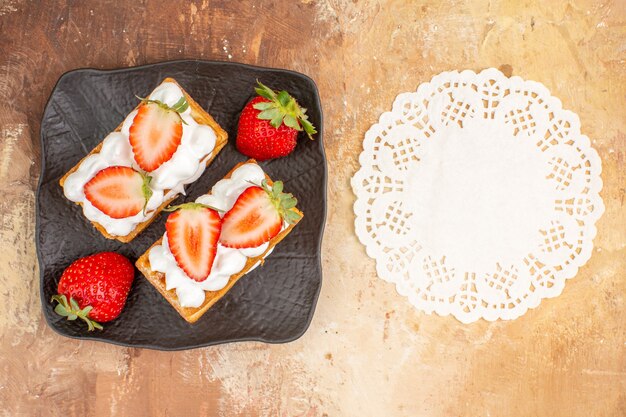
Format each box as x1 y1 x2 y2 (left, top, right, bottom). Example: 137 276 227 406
351 68 604 323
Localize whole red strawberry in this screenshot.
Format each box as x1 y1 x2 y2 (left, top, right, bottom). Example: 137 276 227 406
51 252 135 330
236 81 317 161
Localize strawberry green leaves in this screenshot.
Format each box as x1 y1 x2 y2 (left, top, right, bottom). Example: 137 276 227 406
141 174 154 214
134 95 189 126
51 294 103 331
170 96 190 113
260 179 302 225
164 202 221 213
135 95 189 114
253 81 317 140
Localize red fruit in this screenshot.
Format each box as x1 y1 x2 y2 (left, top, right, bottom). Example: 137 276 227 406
84 166 152 219
51 252 135 330
165 203 222 282
220 180 301 248
236 97 296 160
129 97 188 172
236 81 317 161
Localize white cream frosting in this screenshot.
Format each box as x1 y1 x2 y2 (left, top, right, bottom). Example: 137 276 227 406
63 82 217 236
148 163 282 308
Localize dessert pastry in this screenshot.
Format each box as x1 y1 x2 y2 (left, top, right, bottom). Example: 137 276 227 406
60 78 228 243
136 159 303 323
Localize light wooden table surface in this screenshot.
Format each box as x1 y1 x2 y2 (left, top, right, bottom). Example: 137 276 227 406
0 1 624 416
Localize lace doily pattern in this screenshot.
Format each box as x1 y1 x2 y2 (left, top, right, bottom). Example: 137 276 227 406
352 68 604 323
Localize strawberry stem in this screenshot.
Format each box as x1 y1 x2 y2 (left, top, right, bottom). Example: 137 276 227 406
253 81 317 140
141 174 153 215
135 95 190 125
260 179 302 224
164 202 222 212
170 96 190 113
51 294 103 331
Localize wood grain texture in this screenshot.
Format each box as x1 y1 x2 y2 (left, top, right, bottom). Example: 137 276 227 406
0 0 624 416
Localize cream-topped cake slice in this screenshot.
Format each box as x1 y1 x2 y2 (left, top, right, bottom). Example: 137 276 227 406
60 78 228 243
136 160 303 323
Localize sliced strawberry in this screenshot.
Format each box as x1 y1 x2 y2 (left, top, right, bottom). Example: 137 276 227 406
165 203 222 282
129 97 188 172
220 180 301 248
84 166 152 219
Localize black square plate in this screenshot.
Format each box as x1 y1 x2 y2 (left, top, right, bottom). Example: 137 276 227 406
36 60 325 350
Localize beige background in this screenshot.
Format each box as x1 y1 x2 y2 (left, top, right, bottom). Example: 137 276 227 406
0 0 624 416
